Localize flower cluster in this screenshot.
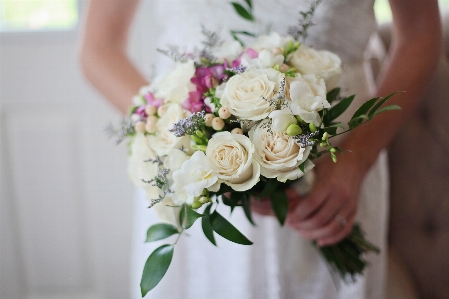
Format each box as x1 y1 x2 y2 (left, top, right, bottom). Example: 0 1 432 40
126 31 344 216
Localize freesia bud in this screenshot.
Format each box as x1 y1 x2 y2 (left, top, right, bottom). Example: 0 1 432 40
191 202 203 209
309 123 317 132
320 142 327 148
322 132 329 140
286 124 303 136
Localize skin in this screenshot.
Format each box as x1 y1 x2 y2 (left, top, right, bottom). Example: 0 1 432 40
80 0 442 246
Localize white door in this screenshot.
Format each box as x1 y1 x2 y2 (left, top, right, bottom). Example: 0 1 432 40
0 1 141 298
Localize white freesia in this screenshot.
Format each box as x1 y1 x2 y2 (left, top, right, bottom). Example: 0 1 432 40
241 49 284 69
212 40 243 63
269 108 298 132
148 103 192 156
220 68 284 120
128 133 159 192
290 45 341 90
288 74 330 126
249 122 314 182
164 148 190 185
172 151 218 205
151 60 196 103
206 132 260 191
251 32 294 52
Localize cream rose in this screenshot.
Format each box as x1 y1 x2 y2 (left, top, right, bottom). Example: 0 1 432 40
220 68 284 121
289 45 341 90
287 74 330 126
206 132 260 191
148 103 192 156
152 60 196 104
249 122 314 182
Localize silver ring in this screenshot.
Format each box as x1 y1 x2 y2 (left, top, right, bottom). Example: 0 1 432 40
335 214 347 227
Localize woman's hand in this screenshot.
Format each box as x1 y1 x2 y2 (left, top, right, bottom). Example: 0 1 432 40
286 149 366 247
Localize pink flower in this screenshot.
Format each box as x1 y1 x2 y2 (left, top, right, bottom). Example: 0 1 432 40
144 92 163 108
232 48 258 68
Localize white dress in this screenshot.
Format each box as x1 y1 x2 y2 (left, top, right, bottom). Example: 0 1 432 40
131 1 389 298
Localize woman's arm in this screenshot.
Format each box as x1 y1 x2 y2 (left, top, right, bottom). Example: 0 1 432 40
287 0 442 246
79 0 147 114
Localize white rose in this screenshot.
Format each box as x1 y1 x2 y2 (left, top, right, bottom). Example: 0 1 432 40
241 49 284 69
212 40 243 63
249 122 314 182
251 32 294 52
288 74 330 126
289 45 341 90
148 103 192 156
206 132 260 191
269 108 298 133
152 60 196 103
220 68 284 121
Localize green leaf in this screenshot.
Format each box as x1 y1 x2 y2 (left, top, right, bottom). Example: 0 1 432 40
326 87 341 105
140 244 174 297
324 126 337 135
350 97 379 124
259 178 280 198
201 205 217 246
241 195 256 226
145 223 179 242
373 105 401 116
328 95 355 122
230 30 257 37
182 204 203 229
298 161 307 173
269 189 289 226
210 211 253 245
367 92 397 118
244 0 252 9
348 115 369 129
231 2 254 21
333 147 344 155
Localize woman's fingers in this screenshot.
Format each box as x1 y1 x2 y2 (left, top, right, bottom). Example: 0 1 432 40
316 212 356 246
250 197 273 216
286 182 328 224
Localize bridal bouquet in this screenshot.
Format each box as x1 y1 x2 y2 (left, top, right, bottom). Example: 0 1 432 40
109 1 398 296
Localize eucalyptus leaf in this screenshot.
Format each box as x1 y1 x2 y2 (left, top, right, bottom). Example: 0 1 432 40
201 205 217 246
145 223 179 243
210 211 253 245
140 244 174 297
183 204 203 229
367 92 397 118
326 87 341 105
270 189 289 226
327 95 355 122
231 2 254 21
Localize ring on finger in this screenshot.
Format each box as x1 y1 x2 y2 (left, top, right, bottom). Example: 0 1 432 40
334 214 347 227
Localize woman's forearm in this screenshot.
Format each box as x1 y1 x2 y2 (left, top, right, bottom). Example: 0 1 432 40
79 0 145 115
340 1 442 174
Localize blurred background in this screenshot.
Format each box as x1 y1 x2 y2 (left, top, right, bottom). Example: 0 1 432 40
0 1 448 299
